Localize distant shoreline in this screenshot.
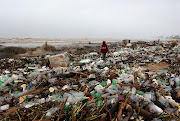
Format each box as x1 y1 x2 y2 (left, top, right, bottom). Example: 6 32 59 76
0 38 179 48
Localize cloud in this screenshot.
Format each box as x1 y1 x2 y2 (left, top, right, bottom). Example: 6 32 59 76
0 0 179 38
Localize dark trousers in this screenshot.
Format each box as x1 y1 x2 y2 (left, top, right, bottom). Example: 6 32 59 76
102 53 106 61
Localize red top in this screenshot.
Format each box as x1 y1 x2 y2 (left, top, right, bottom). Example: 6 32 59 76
101 41 109 53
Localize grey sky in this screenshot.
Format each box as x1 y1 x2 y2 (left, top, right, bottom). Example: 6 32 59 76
0 0 180 38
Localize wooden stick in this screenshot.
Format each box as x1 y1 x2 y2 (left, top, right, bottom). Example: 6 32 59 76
16 87 48 98
70 72 88 77
117 83 141 89
32 113 39 121
0 82 25 96
104 83 111 90
105 107 112 121
99 102 106 113
57 96 69 121
130 103 152 119
122 111 133 121
2 106 21 116
110 100 119 114
16 110 22 121
116 94 131 121
39 113 45 121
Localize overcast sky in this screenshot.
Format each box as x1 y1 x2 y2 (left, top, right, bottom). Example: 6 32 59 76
0 0 180 38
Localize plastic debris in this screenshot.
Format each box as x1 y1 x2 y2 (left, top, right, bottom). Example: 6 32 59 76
0 40 179 121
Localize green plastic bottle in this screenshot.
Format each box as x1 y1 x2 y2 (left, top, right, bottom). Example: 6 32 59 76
56 94 60 98
136 90 144 95
94 93 101 98
119 71 122 75
63 105 71 113
8 75 12 77
125 68 130 71
0 80 3 86
112 80 116 85
100 82 107 87
3 75 7 79
97 99 103 106
14 91 20 95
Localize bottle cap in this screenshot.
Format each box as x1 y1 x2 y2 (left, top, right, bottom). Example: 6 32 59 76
49 87 54 92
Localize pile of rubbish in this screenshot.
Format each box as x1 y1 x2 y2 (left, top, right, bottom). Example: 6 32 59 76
0 40 179 121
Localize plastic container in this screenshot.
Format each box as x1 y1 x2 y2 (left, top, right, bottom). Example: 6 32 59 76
0 104 9 111
89 81 100 86
112 80 116 85
131 87 136 95
46 106 60 117
94 92 102 99
148 103 163 115
158 96 170 107
71 91 84 104
175 77 180 86
107 79 111 85
136 90 144 95
94 85 104 93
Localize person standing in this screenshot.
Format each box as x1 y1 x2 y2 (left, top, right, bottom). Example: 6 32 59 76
101 41 109 61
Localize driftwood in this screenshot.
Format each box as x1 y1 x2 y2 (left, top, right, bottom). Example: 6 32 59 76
70 72 88 77
57 96 69 121
130 103 152 119
117 83 141 90
109 73 119 80
16 87 48 99
104 83 111 90
178 90 180 97
116 94 131 121
0 82 25 96
122 111 133 121
2 105 21 116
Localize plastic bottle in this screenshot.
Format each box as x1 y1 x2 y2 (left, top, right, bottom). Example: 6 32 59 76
144 92 153 102
165 96 180 107
63 104 71 113
101 93 110 98
62 85 70 90
107 79 111 85
152 79 158 86
158 96 170 107
131 87 136 95
106 88 117 94
0 104 9 111
136 90 144 95
46 106 60 117
24 102 34 108
46 95 57 102
71 91 84 104
38 98 46 104
0 79 3 86
130 95 140 102
112 80 116 85
94 92 102 99
94 85 104 94
89 80 100 86
107 95 118 99
97 99 103 107
175 77 180 86
148 103 163 115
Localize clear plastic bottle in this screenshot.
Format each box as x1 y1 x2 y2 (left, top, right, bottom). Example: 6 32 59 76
0 104 10 111
46 105 60 117
158 96 170 107
175 77 180 86
148 103 163 115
